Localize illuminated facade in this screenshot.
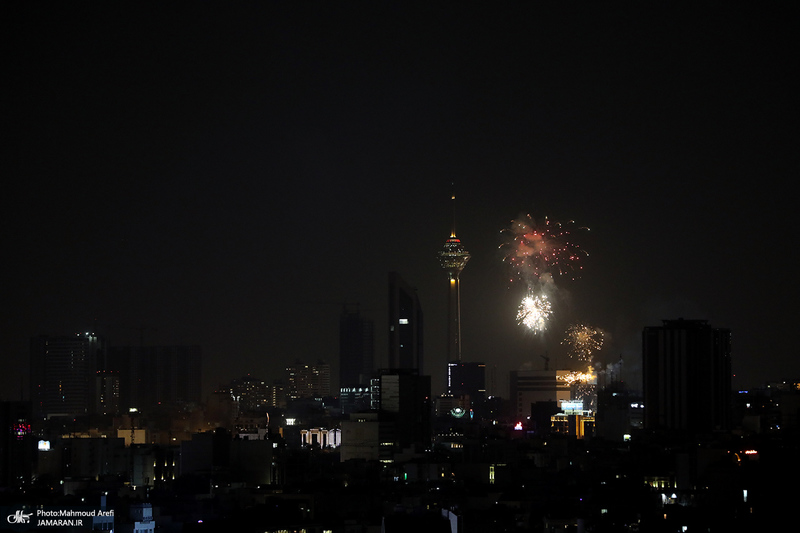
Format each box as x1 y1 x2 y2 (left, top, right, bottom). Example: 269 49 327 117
551 413 595 439
300 427 340 448
285 360 331 401
339 385 375 414
228 375 286 411
434 394 467 417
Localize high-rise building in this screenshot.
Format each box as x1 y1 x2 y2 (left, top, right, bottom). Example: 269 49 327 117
377 369 431 459
339 385 375 415
509 369 572 421
285 360 331 401
595 385 643 441
227 375 286 412
30 333 106 418
642 319 732 434
94 370 120 415
339 307 374 387
447 361 486 405
388 272 423 372
107 345 202 411
438 195 470 363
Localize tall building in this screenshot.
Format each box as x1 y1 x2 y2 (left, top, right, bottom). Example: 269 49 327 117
107 345 202 411
388 272 423 372
642 319 732 434
438 195 470 362
94 370 120 415
30 333 106 418
339 307 374 387
377 369 432 459
285 360 331 401
509 369 572 421
227 375 285 412
447 361 486 405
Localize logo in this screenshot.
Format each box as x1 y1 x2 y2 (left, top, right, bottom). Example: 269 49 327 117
7 510 33 524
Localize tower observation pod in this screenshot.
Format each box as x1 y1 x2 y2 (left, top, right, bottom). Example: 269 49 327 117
438 195 470 362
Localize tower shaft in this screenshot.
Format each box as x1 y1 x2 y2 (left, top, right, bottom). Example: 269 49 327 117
446 272 464 361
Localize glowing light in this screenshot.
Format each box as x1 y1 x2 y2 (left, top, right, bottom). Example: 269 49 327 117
562 324 604 362
559 367 598 410
11 423 31 440
500 214 589 282
439 236 470 274
514 422 523 430
517 294 552 333
557 370 597 385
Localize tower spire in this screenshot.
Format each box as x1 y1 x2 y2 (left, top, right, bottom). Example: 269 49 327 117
450 186 457 238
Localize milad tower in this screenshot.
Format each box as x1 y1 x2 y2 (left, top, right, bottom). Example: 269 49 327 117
438 194 470 363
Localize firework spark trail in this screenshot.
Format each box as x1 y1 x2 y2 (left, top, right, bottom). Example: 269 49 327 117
516 294 552 333
557 370 597 385
558 369 598 411
562 324 604 362
500 214 589 283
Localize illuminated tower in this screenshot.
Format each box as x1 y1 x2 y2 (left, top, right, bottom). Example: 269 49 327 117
438 195 470 362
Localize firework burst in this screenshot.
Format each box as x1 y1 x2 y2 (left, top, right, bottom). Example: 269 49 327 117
559 368 598 411
562 324 604 362
517 294 552 333
500 214 589 283
557 370 597 385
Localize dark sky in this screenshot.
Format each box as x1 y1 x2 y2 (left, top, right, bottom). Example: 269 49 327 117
4 4 796 401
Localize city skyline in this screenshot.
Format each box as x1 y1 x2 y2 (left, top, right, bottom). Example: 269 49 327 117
4 4 797 401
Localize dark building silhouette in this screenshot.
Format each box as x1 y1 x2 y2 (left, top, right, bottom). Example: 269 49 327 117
226 375 286 411
339 307 374 387
94 369 120 415
509 369 571 422
642 319 732 435
447 361 486 406
377 369 431 458
388 272 423 372
595 385 643 441
30 333 106 418
107 345 202 411
0 401 34 489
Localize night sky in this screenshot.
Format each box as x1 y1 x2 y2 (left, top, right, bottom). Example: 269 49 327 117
5 4 796 401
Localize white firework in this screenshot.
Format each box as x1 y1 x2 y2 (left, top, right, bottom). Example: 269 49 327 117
517 294 552 333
